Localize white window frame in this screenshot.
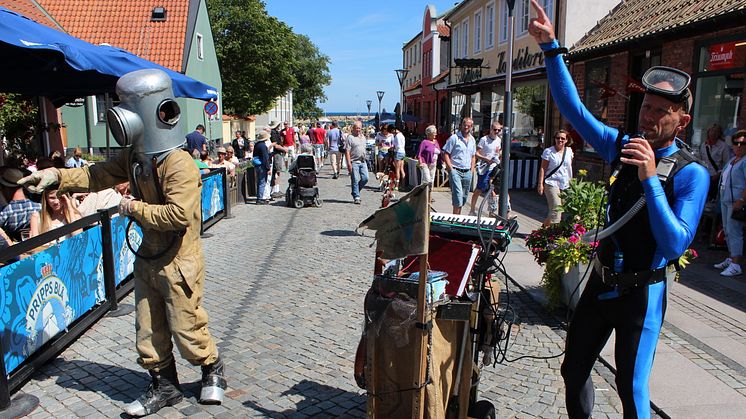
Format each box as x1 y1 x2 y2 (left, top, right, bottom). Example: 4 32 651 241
474 10 482 53
542 0 554 25
196 33 204 61
486 2 495 49
519 0 530 35
499 2 509 44
461 18 469 58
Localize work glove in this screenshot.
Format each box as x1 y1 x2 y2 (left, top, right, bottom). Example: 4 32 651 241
17 168 61 194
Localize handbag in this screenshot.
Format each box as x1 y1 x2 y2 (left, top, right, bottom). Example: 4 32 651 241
732 207 746 222
252 156 262 166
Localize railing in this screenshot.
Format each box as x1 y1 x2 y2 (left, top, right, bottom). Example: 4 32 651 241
0 208 137 404
1 167 232 410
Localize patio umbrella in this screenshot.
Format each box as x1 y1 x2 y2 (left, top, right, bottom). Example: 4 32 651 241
0 7 217 105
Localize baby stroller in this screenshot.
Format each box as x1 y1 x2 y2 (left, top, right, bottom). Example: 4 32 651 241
286 154 322 208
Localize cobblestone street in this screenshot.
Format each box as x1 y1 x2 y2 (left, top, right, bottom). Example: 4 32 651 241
20 167 630 418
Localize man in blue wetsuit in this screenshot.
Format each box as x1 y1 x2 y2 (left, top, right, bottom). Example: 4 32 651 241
528 1 709 418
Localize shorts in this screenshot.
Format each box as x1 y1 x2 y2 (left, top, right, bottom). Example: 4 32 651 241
394 151 406 161
272 154 284 173
476 166 498 192
313 144 324 158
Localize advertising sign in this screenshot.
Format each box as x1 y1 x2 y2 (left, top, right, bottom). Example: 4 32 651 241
708 42 737 71
1 227 105 374
110 214 140 286
201 172 225 222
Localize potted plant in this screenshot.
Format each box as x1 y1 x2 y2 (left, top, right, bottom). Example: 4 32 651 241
526 170 606 308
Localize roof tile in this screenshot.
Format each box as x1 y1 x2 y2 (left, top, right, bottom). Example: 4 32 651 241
35 0 190 71
0 0 63 30
571 0 746 56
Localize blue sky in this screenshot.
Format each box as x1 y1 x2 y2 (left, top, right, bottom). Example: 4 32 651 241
265 0 458 113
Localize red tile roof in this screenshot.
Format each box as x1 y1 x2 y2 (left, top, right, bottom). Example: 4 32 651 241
36 0 190 71
437 23 450 38
0 0 63 30
429 70 449 85
571 0 746 56
403 81 422 93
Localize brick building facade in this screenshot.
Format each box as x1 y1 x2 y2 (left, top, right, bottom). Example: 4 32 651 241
564 0 746 180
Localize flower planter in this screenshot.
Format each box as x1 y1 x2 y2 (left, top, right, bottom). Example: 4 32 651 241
561 263 588 311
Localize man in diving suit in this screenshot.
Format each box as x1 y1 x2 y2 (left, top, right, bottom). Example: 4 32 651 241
19 69 226 417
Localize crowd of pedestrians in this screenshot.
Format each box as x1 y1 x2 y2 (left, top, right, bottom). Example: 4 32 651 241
0 150 130 264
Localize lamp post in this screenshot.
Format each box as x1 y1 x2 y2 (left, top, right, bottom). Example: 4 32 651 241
366 100 372 120
499 0 517 218
376 91 385 119
394 68 409 113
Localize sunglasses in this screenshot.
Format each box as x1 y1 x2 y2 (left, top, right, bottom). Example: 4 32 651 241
554 136 567 140
733 142 746 147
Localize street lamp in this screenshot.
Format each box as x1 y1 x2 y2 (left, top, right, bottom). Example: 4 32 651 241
366 100 372 120
395 68 409 97
376 91 385 118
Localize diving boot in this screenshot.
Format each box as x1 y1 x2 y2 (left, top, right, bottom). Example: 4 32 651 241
124 362 183 417
199 356 227 404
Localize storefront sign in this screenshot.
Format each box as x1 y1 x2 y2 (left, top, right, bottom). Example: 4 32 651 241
496 46 545 75
708 42 737 71
454 58 485 85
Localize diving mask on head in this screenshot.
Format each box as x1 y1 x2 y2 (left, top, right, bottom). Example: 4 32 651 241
641 66 692 113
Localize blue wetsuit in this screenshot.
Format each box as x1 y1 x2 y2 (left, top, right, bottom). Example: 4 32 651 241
541 40 709 418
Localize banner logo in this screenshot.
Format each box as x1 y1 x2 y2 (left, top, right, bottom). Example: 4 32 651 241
24 264 75 355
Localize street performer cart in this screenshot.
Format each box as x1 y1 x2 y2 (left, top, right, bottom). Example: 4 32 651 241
356 185 519 418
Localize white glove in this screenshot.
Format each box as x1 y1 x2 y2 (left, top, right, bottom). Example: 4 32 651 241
17 168 60 194
119 196 136 217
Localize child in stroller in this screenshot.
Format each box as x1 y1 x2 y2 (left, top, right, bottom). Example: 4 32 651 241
286 149 322 208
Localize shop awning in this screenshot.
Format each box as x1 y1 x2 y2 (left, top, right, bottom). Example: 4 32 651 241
0 7 218 105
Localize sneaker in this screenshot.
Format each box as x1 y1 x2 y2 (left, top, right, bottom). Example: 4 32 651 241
721 263 742 277
354 198 361 205
714 258 733 269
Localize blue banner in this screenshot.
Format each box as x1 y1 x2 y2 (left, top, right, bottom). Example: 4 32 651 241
110 215 140 286
201 172 224 222
1 227 105 374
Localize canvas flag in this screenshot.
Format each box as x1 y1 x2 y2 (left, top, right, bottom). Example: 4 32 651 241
358 183 430 259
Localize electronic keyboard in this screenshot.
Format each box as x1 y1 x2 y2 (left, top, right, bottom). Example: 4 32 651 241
430 212 519 249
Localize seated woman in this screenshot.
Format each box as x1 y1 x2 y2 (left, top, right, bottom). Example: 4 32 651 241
30 188 82 240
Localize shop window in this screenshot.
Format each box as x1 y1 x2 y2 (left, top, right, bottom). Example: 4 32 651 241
584 58 611 152
691 38 745 146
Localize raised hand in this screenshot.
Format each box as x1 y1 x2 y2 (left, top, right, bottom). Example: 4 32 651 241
529 0 556 44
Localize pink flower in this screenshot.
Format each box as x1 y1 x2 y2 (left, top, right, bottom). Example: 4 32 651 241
574 224 587 235
689 249 698 258
568 235 579 244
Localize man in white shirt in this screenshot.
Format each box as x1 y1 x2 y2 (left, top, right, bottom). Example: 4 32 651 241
469 121 504 217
